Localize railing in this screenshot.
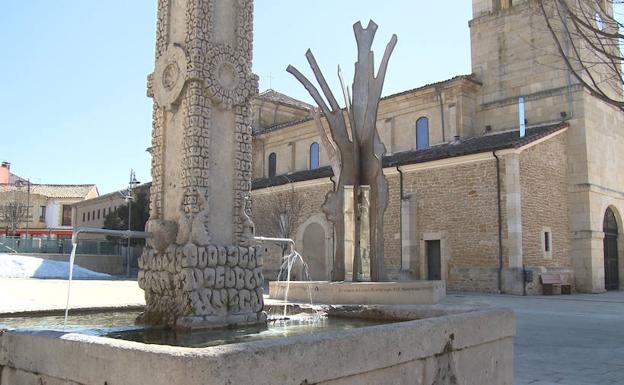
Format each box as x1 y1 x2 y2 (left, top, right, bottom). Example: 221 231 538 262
0 235 123 256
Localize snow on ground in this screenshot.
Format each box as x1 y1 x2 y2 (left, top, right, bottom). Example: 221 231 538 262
0 253 110 279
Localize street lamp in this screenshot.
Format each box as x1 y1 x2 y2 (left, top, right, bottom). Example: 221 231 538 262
124 170 140 277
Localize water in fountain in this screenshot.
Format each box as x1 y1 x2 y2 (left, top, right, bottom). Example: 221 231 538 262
63 241 78 328
276 249 315 318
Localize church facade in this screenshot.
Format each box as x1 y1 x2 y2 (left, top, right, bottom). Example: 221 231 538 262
250 0 624 294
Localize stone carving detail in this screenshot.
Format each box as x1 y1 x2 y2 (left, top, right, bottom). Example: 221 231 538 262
139 244 265 328
149 106 165 219
236 0 254 62
141 0 262 329
234 103 255 245
153 44 188 110
154 0 170 60
205 44 258 108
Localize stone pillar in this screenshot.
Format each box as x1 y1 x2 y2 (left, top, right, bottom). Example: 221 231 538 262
139 0 265 329
503 153 524 294
343 186 355 281
401 193 417 277
358 186 371 281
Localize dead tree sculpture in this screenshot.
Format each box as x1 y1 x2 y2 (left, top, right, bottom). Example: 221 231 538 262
287 21 397 281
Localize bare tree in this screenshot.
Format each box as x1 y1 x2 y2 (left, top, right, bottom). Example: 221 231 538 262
0 190 29 236
538 0 624 111
254 186 305 252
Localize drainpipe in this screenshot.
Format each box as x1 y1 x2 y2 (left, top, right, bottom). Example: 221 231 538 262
493 151 503 293
396 166 405 271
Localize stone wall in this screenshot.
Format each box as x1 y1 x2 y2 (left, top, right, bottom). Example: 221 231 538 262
402 158 503 292
520 132 570 268
251 133 583 294
470 0 576 132
383 173 402 272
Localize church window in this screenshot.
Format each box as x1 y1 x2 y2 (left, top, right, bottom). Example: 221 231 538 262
416 117 429 150
310 142 320 169
268 152 277 177
542 227 552 259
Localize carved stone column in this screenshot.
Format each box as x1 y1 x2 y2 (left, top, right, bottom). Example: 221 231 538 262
139 0 264 329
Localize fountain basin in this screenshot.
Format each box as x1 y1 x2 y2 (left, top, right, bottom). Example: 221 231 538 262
0 304 513 385
270 280 447 305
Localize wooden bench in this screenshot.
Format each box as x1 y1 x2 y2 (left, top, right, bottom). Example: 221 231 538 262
541 274 571 295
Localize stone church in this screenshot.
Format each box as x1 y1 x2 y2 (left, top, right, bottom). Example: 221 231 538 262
250 0 624 294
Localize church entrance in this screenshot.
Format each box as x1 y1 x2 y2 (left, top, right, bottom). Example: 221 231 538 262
302 222 327 280
603 208 619 291
426 240 441 280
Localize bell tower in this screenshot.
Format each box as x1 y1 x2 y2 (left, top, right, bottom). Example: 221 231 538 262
469 0 573 132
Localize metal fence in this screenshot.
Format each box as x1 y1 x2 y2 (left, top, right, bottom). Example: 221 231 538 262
0 236 122 256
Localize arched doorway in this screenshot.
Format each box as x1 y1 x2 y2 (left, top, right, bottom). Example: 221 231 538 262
302 222 326 280
603 208 620 290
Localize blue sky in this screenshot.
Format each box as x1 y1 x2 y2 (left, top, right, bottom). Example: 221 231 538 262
0 1 472 194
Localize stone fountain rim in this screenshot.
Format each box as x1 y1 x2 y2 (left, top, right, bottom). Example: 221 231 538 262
2 306 512 355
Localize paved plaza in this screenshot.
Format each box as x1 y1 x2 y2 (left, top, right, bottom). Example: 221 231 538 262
446 292 624 385
1 278 623 384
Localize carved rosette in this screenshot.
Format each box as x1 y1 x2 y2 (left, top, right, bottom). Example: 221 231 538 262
205 44 258 109
153 44 188 111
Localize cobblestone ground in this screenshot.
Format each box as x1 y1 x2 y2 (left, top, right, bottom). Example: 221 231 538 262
446 292 624 385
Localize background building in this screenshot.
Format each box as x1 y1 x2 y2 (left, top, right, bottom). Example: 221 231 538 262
249 0 624 294
0 162 98 239
72 183 151 237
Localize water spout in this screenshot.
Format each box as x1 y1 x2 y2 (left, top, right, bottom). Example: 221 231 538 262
63 241 78 328
277 249 314 317
253 236 314 317
64 227 151 328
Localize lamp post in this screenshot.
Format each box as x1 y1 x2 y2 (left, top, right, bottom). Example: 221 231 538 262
125 169 140 277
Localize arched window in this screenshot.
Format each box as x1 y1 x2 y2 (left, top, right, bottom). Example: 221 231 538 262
416 117 429 150
309 142 320 169
268 152 277 177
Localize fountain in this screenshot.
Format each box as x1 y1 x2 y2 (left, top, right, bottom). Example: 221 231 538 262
0 1 514 384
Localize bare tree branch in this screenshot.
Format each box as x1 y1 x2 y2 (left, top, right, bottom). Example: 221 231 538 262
538 0 624 111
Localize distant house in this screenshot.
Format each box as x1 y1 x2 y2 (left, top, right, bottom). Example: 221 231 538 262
0 162 98 239
72 183 151 238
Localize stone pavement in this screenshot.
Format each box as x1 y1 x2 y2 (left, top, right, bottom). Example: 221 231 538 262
445 292 624 385
1 278 623 384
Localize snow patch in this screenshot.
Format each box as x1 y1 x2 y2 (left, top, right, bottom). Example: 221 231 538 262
0 254 110 279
